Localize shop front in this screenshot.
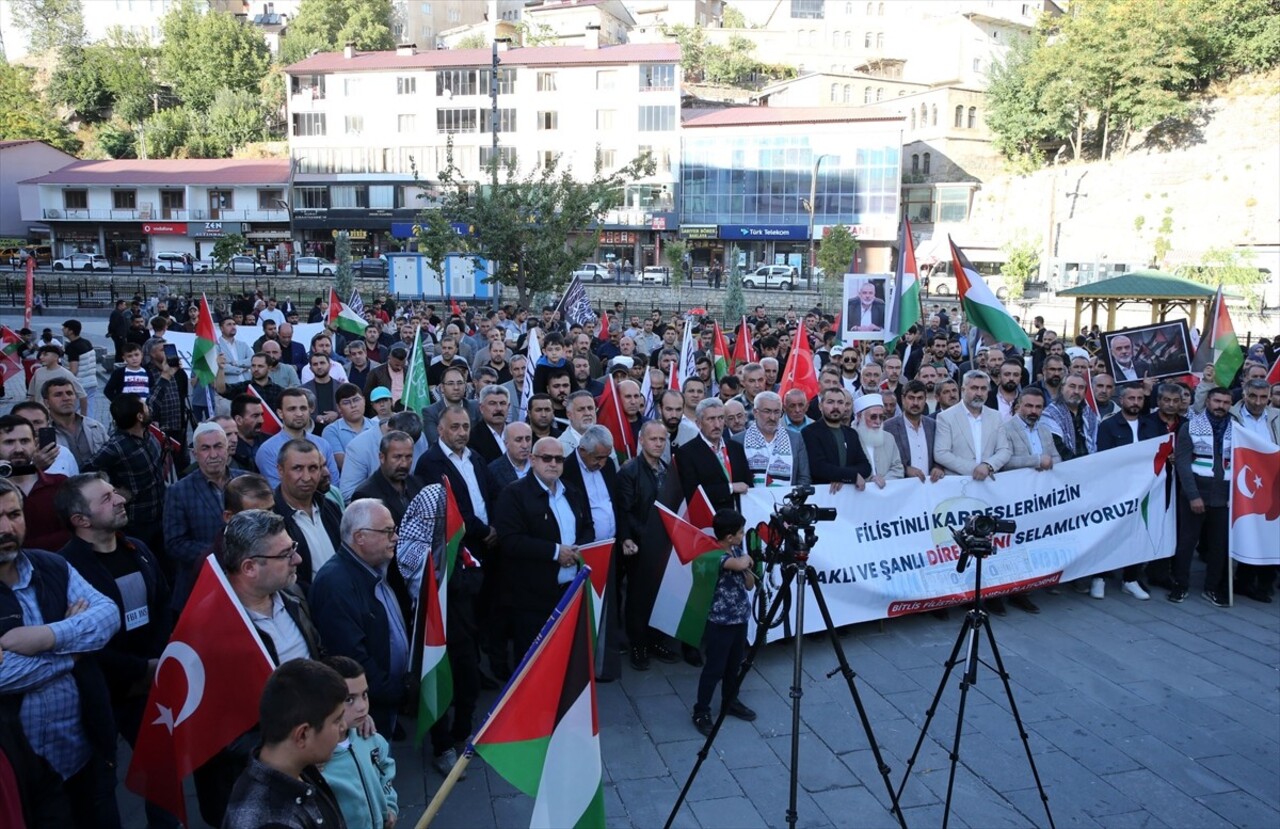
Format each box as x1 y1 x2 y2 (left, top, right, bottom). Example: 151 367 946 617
717 224 810 273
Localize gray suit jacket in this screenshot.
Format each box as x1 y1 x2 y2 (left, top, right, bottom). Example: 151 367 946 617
860 433 904 480
883 414 936 474
933 404 1012 475
999 417 1062 470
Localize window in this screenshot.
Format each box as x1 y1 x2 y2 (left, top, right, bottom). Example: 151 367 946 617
331 186 368 208
596 148 616 168
294 187 329 209
112 190 137 210
639 144 672 173
843 84 851 103
258 189 284 211
637 105 675 131
878 1 884 14
369 186 395 209
62 189 86 210
480 146 517 168
922 153 931 174
866 1 873 13
911 154 919 173
910 110 916 129
833 31 842 48
396 76 416 95
920 103 927 124
398 114 416 132
479 68 516 94
864 31 871 47
596 70 617 90
876 32 883 48
954 105 964 127
208 190 232 219
537 71 557 92
160 189 183 218
876 87 884 101
536 110 558 130
830 82 839 101
291 113 326 136
640 63 675 90
864 86 871 103
938 186 971 222
845 1 853 13
343 77 362 96
844 31 852 47
903 186 932 222
791 0 825 19
968 106 977 128
345 115 364 134
436 108 478 133
596 109 616 130
538 150 557 169
291 74 325 99
931 104 937 125
420 2 431 12
436 69 480 96
481 108 517 132
973 58 982 72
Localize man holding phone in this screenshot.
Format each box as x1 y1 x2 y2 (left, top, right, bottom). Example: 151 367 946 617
0 413 71 550
10 401 79 477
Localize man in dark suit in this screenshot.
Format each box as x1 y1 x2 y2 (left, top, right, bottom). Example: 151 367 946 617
271 439 342 590
846 279 886 333
466 384 509 464
674 397 752 514
493 436 594 659
802 387 872 489
488 422 532 493
422 365 482 445
1106 334 1151 384
414 405 496 558
883 380 944 482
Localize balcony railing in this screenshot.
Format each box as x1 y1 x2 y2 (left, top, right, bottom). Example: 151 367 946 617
42 208 291 222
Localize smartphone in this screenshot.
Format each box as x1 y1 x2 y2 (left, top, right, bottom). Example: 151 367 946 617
163 343 180 368
38 426 56 450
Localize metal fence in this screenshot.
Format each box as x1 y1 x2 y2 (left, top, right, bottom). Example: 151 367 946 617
4 273 391 309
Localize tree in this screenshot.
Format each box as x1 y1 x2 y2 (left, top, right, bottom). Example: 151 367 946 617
94 119 137 159
9 0 84 54
205 88 267 155
817 225 858 309
455 33 487 49
1177 247 1269 309
141 106 190 158
722 4 748 28
723 255 746 324
0 63 80 153
411 208 460 299
160 0 270 109
212 233 247 273
47 45 113 122
664 239 688 288
517 21 560 47
282 0 396 64
335 231 353 299
664 25 706 81
999 237 1041 300
416 141 655 308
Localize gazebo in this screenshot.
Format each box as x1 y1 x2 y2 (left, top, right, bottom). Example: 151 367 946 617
1057 270 1218 335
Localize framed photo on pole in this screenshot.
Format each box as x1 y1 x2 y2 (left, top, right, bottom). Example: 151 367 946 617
843 273 894 342
1101 320 1193 384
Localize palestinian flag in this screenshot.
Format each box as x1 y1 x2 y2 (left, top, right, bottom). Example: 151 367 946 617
0 326 25 385
416 477 466 740
594 377 635 463
711 322 731 380
471 570 605 829
328 289 367 338
650 489 721 647
948 236 1031 350
401 326 430 413
886 218 921 347
1267 355 1280 385
246 384 282 435
1191 286 1244 387
191 294 219 386
578 539 614 676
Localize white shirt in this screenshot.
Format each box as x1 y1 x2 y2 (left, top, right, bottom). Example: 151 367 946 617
575 454 615 541
258 308 285 326
293 505 336 572
966 409 985 465
300 361 349 385
535 475 579 584
858 304 875 327
46 446 79 477
441 440 488 524
1020 417 1043 455
1238 409 1273 441
248 593 309 663
995 392 1016 422
1128 417 1141 443
903 417 929 472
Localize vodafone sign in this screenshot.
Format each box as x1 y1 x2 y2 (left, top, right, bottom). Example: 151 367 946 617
142 223 188 235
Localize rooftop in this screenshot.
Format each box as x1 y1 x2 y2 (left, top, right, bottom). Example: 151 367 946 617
20 159 292 187
286 43 679 74
1057 270 1219 299
682 106 904 128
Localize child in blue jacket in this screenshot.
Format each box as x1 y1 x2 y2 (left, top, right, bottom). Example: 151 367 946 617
322 656 400 829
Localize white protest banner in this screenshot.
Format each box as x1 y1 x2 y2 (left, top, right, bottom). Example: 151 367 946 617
163 322 327 370
1229 427 1280 565
743 437 1176 640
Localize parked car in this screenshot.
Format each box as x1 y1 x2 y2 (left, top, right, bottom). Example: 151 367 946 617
742 265 798 290
640 266 669 285
353 257 387 278
153 252 210 273
573 262 611 282
53 253 111 271
293 256 337 276
225 255 264 275
3 245 52 266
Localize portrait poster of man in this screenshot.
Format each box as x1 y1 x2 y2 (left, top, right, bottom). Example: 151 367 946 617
1101 320 1193 384
843 274 893 341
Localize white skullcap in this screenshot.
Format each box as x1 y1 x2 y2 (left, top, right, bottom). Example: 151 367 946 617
854 394 884 416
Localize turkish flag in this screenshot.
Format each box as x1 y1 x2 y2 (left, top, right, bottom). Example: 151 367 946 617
597 310 610 342
1230 428 1280 565
594 376 636 462
778 321 820 401
125 558 275 824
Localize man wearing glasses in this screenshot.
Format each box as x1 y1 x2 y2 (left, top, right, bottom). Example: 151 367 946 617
494 437 594 661
422 366 481 445
322 383 376 470
310 499 410 735
731 390 810 487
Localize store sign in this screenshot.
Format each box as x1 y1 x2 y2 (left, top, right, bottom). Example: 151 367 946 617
141 222 187 235
600 231 637 245
679 225 718 240
819 223 896 241
193 221 241 238
332 229 369 240
651 217 667 230
718 224 808 241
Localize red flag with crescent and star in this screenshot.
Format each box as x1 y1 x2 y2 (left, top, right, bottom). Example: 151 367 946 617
1229 427 1280 565
125 557 276 824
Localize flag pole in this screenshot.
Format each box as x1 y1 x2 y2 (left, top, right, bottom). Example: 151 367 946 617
416 567 594 829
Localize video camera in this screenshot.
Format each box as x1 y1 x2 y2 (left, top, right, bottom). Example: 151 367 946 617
953 511 1017 574
775 485 837 529
749 485 838 629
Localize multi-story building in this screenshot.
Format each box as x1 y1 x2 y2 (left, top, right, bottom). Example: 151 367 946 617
0 141 77 243
283 41 680 262
0 0 180 59
17 159 292 264
393 0 490 50
679 107 904 274
629 0 724 35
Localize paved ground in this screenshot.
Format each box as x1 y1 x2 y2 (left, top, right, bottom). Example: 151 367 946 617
8 314 1276 829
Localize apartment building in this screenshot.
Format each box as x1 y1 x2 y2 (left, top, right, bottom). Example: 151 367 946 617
283 41 681 260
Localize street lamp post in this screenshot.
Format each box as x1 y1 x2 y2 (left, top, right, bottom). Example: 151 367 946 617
490 37 513 193
272 198 294 274
806 153 832 290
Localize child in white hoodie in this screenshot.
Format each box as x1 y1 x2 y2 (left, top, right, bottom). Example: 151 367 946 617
321 656 400 829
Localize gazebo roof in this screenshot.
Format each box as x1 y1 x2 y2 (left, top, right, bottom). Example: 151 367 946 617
1057 270 1217 299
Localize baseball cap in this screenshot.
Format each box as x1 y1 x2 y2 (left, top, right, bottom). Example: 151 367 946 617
370 387 392 402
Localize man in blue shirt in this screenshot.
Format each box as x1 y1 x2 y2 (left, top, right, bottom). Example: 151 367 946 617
255 388 340 489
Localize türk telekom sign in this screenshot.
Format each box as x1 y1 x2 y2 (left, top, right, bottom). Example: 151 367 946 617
142 222 188 235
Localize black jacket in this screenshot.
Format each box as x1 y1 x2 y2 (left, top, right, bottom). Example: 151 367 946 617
493 473 594 614
271 487 342 590
801 421 872 483
415 443 495 558
673 435 752 513
487 454 526 494
560 448 624 543
1096 413 1165 452
223 755 344 829
616 455 668 549
352 469 424 527
467 423 505 464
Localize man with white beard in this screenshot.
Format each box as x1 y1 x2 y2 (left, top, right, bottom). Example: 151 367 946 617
853 395 902 489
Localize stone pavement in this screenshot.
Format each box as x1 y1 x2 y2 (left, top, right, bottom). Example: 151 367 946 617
115 559 1278 829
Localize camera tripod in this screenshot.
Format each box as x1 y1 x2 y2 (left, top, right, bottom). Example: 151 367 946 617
664 542 907 829
894 547 1056 829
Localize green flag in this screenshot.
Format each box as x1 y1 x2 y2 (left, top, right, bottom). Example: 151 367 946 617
402 326 429 413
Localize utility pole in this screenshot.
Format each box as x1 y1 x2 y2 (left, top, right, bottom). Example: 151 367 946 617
806 154 832 290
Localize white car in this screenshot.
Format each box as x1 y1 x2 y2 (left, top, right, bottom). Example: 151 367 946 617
153 252 209 273
573 262 611 282
293 256 336 276
52 253 111 271
640 266 669 284
742 265 798 290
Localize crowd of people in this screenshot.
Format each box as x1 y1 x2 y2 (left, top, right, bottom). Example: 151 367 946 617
0 290 1277 828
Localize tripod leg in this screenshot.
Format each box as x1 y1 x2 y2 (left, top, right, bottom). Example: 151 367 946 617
895 612 973 805
940 611 985 829
980 618 1057 829
807 571 908 829
785 565 809 829
663 565 797 829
